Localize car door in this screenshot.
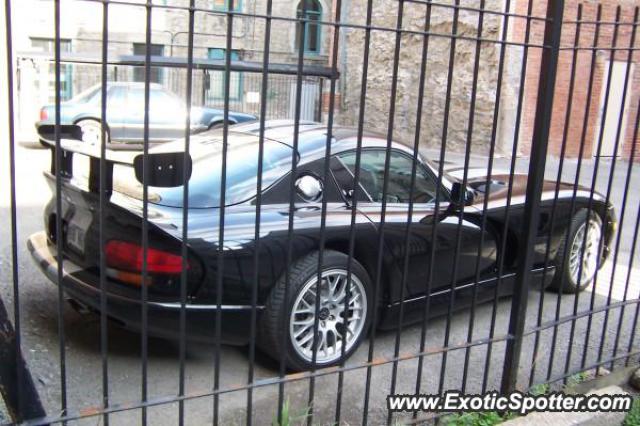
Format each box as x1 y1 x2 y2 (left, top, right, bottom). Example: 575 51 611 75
121 86 145 142
334 148 498 309
104 86 128 141
148 88 188 141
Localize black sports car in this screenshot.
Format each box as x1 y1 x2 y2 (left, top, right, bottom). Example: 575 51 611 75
28 120 616 371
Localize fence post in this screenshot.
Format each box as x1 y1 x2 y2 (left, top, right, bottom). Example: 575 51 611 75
0 296 46 423
1 0 46 422
500 0 565 394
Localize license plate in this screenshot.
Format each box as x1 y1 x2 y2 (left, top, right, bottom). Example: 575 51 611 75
65 223 86 255
64 212 92 256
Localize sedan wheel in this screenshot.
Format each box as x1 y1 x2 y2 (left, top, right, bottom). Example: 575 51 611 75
289 269 367 364
78 120 107 146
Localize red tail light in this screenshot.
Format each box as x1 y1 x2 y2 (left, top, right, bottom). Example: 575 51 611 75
105 240 187 275
40 108 48 121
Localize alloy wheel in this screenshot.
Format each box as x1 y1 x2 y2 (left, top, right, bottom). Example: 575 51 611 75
569 217 602 287
289 269 367 364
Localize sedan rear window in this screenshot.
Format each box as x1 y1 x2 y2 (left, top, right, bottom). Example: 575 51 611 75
114 132 297 208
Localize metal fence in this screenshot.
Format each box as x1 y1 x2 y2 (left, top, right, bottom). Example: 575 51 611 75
2 0 640 424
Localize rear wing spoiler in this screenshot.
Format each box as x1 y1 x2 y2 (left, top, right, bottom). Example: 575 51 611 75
37 124 192 191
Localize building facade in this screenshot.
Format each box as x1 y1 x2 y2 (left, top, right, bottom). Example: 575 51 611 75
12 0 639 162
13 0 333 141
514 0 640 161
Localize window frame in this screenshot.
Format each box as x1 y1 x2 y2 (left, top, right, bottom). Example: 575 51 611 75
132 43 165 84
206 48 243 102
30 37 74 101
295 0 322 56
212 0 242 12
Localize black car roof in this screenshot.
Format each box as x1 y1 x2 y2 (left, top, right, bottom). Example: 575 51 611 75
228 120 413 160
152 119 418 166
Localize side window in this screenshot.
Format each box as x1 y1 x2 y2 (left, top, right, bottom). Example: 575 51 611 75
107 87 126 107
127 88 146 109
337 149 440 203
151 89 183 111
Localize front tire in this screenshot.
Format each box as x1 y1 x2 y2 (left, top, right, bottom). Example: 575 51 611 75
549 209 603 294
208 121 228 130
259 250 372 371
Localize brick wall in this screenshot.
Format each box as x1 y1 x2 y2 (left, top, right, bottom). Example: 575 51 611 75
513 0 640 161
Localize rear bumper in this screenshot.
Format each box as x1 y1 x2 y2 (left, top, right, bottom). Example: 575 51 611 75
27 231 259 345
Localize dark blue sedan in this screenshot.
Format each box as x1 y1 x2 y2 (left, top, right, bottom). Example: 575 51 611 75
36 82 257 145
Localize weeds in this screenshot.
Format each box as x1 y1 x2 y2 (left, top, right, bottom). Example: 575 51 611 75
272 398 310 426
623 398 640 426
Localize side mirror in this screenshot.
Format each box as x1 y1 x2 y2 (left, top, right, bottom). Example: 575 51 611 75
295 174 323 202
450 182 475 209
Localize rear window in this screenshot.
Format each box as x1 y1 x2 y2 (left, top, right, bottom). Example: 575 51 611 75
114 132 297 208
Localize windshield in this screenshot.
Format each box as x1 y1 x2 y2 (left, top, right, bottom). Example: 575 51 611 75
114 132 297 208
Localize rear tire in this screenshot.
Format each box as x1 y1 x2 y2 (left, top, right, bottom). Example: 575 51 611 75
77 120 109 145
259 250 372 372
548 209 603 294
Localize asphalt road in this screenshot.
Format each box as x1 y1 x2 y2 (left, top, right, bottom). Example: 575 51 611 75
1 144 639 425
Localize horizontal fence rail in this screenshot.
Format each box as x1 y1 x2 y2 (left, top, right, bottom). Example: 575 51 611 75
2 0 640 424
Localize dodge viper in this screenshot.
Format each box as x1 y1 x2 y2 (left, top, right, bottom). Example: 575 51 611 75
28 120 616 370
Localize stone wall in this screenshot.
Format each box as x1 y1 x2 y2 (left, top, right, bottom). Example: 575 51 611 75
336 0 505 156
514 0 640 161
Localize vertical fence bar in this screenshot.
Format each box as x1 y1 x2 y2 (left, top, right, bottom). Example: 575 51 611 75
315 1 343 423
251 0 274 421
553 4 601 383
613 95 640 366
624 199 640 365
433 0 460 396
482 0 534 393
412 1 442 421
178 1 196 424
215 0 234 423
316 77 324 123
413 0 461 404
53 0 68 421
463 0 511 393
438 0 485 397
2 0 20 421
389 0 442 411
363 1 405 423
529 4 582 387
578 6 621 372
501 0 565 394
1 6 47 418
594 7 638 370
352 1 375 423
409 2 434 417
140 1 153 423
98 1 110 424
